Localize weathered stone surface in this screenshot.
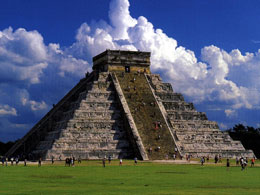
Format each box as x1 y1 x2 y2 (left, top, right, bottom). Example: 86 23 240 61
147 74 254 158
6 50 254 160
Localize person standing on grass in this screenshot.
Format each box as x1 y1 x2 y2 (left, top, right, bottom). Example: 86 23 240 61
108 155 112 164
78 156 81 164
236 157 239 166
226 158 230 171
5 157 8 166
1 157 4 166
38 157 42 167
51 156 54 164
119 159 123 166
251 157 255 167
24 158 27 166
200 157 205 166
102 158 106 167
214 155 218 164
219 155 222 163
134 157 137 165
241 158 245 171
244 158 248 169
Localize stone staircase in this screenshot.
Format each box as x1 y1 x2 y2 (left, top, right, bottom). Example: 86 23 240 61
116 72 177 160
147 74 254 158
32 72 134 160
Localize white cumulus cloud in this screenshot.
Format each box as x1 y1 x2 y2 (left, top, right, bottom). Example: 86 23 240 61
0 104 17 116
1 0 260 141
67 0 260 114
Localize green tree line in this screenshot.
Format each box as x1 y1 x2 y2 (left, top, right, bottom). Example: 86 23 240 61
226 124 260 158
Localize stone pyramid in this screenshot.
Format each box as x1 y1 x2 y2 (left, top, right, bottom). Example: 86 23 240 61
6 50 254 160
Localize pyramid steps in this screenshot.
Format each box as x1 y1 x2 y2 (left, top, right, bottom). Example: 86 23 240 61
116 73 177 160
147 73 254 158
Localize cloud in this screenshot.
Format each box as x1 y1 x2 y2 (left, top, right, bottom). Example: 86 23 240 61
219 123 228 130
0 26 90 141
1 0 260 141
68 0 260 113
0 104 17 116
225 109 237 118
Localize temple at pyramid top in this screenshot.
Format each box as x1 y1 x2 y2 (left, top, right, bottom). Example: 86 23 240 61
93 50 151 73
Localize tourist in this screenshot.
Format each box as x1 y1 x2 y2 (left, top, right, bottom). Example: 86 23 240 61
219 155 222 163
10 157 14 166
200 157 205 166
154 122 159 130
1 157 4 166
102 158 106 167
240 158 245 171
65 158 70 166
119 159 123 166
244 158 248 168
70 157 74 166
236 157 239 166
251 157 255 167
24 158 27 166
214 155 218 164
69 157 72 166
38 157 42 167
108 155 112 164
51 156 54 164
134 157 138 165
226 158 230 171
15 157 19 165
73 156 75 166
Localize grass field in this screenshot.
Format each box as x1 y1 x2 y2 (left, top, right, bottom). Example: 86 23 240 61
1 160 260 195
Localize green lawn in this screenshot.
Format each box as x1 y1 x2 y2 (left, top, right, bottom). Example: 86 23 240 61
1 160 260 195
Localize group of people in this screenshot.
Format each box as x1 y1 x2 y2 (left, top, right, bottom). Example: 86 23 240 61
2 154 257 169
214 155 222 163
198 155 257 170
236 157 256 170
1 156 20 166
102 156 138 167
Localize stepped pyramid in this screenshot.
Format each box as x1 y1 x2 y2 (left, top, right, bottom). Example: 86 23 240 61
6 50 254 160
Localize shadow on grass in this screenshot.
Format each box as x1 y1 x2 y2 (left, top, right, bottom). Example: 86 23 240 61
156 171 188 174
30 175 73 179
197 185 260 190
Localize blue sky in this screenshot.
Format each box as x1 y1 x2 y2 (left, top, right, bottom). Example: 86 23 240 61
0 0 260 142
